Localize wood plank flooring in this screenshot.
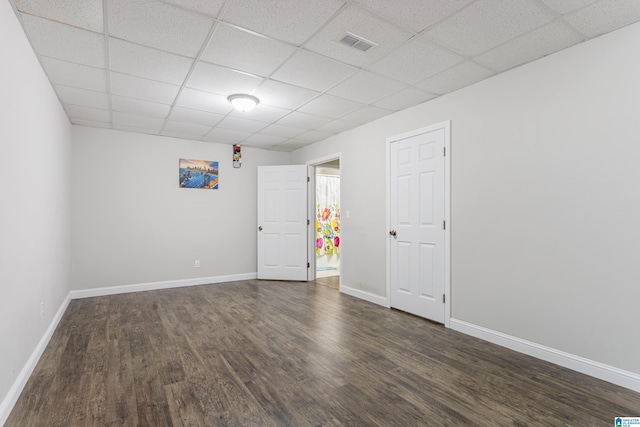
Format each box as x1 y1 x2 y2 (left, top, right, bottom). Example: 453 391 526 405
7 279 640 426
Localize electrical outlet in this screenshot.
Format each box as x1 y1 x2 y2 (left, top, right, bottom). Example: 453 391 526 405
40 301 44 318
194 260 200 268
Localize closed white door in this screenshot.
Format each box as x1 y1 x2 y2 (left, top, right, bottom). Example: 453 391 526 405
390 126 446 323
257 165 308 281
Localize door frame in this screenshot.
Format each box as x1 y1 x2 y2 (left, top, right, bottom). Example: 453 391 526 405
306 152 342 284
385 121 451 327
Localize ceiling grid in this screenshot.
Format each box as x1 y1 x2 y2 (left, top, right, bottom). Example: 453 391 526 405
7 0 640 151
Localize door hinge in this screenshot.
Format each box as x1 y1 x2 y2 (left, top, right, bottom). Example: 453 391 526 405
307 219 310 225
443 147 446 157
442 294 446 303
307 262 310 268
307 176 310 182
443 220 446 230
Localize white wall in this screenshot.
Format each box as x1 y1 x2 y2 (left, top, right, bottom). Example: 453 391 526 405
292 22 640 376
71 127 289 290
0 0 71 416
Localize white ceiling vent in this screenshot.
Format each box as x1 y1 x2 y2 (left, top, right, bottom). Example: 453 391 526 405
338 32 377 52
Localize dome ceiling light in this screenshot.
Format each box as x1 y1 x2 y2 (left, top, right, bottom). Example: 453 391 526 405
227 94 260 112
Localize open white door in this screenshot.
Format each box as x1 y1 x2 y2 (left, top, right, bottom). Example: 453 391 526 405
257 165 309 281
389 123 448 323
307 165 315 281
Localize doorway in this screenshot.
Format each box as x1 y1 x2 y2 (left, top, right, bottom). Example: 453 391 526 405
315 159 340 288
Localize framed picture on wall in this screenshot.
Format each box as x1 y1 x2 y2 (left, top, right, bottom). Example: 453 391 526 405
179 159 219 189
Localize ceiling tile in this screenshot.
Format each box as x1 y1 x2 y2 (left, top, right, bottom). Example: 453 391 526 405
328 70 406 104
253 80 320 109
112 111 165 130
372 87 437 110
353 0 474 32
271 139 313 151
162 120 211 137
55 85 109 110
541 0 598 15
229 104 291 122
217 116 269 133
474 20 583 72
161 131 201 140
340 105 392 123
242 141 279 149
367 34 464 84
176 88 233 114
65 105 111 123
187 62 264 95
425 0 555 56
315 119 360 134
204 127 252 142
416 61 495 95
15 0 103 32
304 4 413 68
298 94 364 118
201 23 296 77
110 72 180 104
108 0 213 57
40 58 107 92
20 14 105 67
268 144 294 152
109 38 194 85
271 50 358 92
71 118 112 128
296 130 334 142
563 0 640 38
243 134 288 146
169 107 224 127
260 124 306 138
202 136 240 144
221 0 345 45
160 0 226 17
276 111 332 129
111 95 171 118
112 123 161 135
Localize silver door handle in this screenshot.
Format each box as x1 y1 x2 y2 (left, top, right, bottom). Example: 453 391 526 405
258 226 263 231
389 230 397 238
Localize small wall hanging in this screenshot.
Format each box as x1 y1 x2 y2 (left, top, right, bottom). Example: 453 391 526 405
179 158 219 189
233 144 242 168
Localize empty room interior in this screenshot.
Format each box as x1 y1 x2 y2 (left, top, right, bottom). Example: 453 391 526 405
2 0 640 425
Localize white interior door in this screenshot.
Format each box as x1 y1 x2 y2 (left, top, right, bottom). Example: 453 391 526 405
389 126 446 323
257 165 308 281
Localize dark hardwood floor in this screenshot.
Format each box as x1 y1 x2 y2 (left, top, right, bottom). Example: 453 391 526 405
313 275 339 289
7 280 640 426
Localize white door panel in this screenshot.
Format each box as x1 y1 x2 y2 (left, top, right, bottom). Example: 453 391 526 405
390 125 446 323
257 165 308 281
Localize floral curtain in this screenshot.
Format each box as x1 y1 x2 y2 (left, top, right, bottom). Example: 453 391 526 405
315 175 340 256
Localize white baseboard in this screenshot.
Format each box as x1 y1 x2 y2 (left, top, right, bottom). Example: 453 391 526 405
0 293 71 426
340 285 389 307
449 318 640 393
70 273 257 299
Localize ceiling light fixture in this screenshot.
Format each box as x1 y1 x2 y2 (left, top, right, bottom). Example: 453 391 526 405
227 94 259 112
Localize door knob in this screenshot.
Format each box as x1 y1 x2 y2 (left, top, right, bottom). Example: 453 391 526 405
258 226 263 231
389 230 397 238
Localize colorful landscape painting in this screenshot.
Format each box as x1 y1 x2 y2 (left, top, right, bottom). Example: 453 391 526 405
179 159 218 189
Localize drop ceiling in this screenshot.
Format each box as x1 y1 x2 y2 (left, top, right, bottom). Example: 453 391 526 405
8 0 640 152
